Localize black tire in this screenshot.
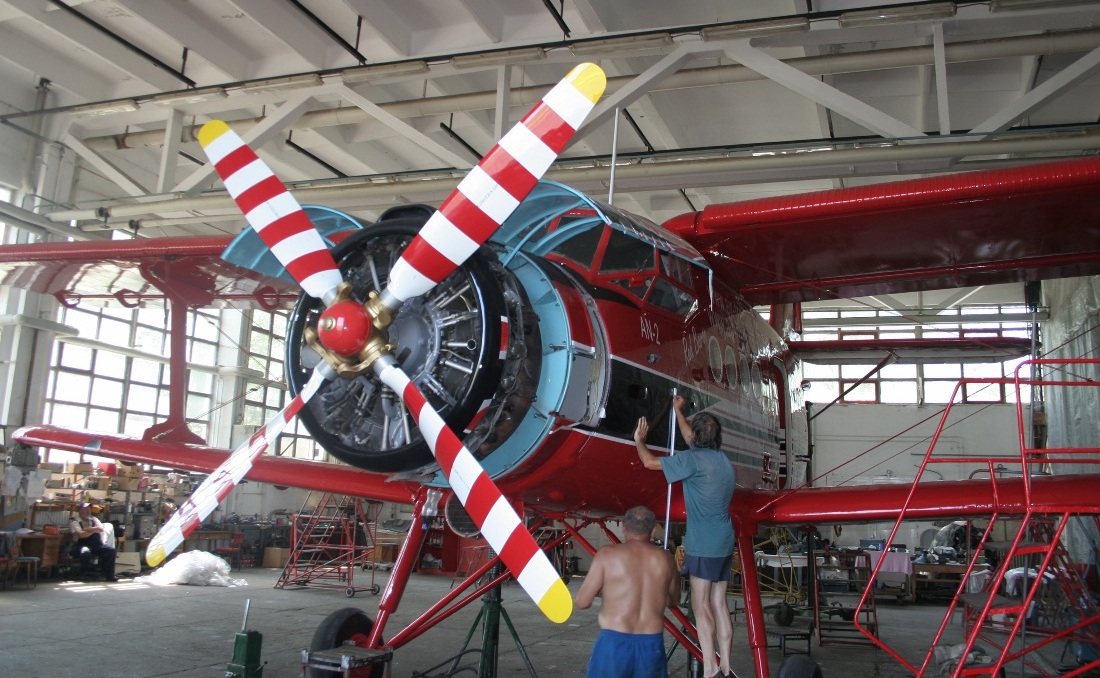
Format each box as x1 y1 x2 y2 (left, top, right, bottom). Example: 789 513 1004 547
309 608 380 678
775 601 795 626
345 587 355 598
777 655 823 678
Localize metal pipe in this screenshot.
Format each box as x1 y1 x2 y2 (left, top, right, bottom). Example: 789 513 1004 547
45 130 1100 224
77 28 1100 153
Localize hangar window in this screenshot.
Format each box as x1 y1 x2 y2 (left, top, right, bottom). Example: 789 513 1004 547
243 309 324 460
41 304 221 447
795 304 1031 405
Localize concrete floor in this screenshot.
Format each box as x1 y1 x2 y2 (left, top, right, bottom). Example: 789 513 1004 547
0 564 1078 678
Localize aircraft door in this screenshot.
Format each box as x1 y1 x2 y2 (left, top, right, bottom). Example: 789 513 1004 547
774 355 810 489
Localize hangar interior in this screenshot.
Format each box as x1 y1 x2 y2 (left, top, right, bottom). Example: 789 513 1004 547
1 1 1100 677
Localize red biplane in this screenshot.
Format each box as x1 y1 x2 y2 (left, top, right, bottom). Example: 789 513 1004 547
4 61 1100 678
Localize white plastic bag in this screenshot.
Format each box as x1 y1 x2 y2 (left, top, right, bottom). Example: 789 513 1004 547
138 550 248 587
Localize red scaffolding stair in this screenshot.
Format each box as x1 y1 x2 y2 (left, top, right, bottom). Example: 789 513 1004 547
857 358 1100 677
275 493 382 597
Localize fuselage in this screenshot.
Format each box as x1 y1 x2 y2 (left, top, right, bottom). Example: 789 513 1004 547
455 182 808 521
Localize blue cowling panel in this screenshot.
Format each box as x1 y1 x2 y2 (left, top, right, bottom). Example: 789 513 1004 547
220 205 365 282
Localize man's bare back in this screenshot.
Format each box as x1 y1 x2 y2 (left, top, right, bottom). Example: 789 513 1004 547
576 535 679 634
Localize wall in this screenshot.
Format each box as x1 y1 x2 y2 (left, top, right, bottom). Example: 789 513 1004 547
807 400 1025 549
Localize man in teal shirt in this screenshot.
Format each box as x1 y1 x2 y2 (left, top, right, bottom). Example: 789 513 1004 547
635 395 735 678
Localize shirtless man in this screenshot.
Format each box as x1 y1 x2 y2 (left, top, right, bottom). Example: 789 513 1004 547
576 505 680 678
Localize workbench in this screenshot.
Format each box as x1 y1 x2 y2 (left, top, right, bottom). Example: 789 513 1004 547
912 562 988 601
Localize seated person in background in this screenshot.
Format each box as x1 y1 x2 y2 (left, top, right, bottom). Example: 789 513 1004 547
69 502 117 581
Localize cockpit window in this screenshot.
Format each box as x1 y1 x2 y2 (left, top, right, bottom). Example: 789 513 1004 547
647 278 697 316
600 229 655 274
662 255 694 290
549 227 603 268
613 276 654 300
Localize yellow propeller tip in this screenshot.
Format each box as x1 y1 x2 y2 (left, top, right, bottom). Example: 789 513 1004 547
197 120 231 148
567 63 607 104
145 545 166 568
537 578 574 624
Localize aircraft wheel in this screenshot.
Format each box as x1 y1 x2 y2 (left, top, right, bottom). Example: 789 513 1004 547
345 587 356 598
774 601 795 626
310 608 381 678
777 655 822 678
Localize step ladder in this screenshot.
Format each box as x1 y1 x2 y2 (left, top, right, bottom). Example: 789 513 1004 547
953 512 1100 677
866 358 1100 677
276 493 382 597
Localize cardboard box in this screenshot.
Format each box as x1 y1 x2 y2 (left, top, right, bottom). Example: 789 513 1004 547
262 547 291 569
38 462 64 473
117 463 144 479
66 462 94 474
45 478 68 489
84 477 112 490
115 477 144 491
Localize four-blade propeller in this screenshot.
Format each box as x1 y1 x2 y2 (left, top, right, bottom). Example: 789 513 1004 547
144 63 606 624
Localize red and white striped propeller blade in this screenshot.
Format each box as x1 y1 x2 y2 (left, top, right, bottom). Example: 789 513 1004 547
199 121 344 306
145 364 334 567
374 357 572 623
379 62 606 311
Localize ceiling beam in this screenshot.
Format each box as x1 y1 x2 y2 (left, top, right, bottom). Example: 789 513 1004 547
343 0 413 56
114 0 253 83
583 41 719 133
7 0 185 91
173 92 317 192
62 132 148 196
336 84 473 169
0 23 112 100
228 0 332 69
720 39 926 140
970 45 1100 136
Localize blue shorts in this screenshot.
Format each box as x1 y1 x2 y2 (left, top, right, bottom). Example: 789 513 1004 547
681 554 733 583
586 629 668 678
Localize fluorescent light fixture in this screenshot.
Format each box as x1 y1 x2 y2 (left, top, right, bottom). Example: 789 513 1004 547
240 73 323 94
839 2 956 28
70 99 140 116
340 60 430 85
570 33 673 56
450 47 545 70
701 17 810 41
991 0 1095 10
149 86 228 106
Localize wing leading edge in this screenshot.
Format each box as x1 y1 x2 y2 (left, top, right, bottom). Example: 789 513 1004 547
0 236 298 309
663 156 1100 306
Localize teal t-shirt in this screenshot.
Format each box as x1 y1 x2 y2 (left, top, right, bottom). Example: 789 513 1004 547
660 447 735 558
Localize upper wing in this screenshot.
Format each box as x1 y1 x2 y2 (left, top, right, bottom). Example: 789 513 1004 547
13 424 418 505
663 156 1100 306
789 337 1033 365
0 235 298 309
